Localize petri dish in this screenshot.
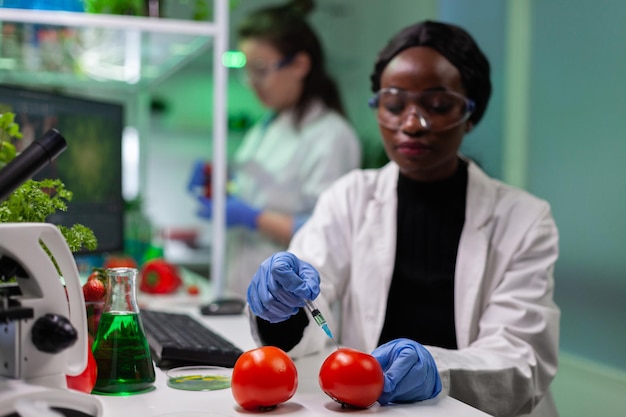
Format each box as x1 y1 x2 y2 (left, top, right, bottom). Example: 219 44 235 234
166 366 232 391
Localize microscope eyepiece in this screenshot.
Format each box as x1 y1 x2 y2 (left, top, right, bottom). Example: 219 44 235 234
0 128 67 203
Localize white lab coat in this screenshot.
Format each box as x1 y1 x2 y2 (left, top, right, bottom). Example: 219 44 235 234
225 100 362 297
251 158 560 417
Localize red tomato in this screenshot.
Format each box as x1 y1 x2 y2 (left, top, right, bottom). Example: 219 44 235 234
319 347 384 409
231 346 298 411
66 343 98 393
139 258 182 294
103 255 138 270
186 284 200 296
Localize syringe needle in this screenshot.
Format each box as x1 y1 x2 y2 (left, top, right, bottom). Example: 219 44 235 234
304 299 339 348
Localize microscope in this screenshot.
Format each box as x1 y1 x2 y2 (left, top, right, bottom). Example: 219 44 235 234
0 129 103 416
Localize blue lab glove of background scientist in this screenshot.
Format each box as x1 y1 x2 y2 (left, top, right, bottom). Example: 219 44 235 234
187 159 209 194
248 252 442 404
188 159 261 229
197 195 261 229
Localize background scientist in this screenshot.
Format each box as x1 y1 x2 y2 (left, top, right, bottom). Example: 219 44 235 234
188 0 362 298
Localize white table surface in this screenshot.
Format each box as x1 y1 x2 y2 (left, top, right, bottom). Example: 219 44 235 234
88 283 491 417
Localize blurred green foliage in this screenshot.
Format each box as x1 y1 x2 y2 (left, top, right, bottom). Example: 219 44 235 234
0 112 97 253
84 0 145 15
0 113 22 167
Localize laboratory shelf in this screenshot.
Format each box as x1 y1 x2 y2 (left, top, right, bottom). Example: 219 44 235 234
0 3 230 297
0 8 220 92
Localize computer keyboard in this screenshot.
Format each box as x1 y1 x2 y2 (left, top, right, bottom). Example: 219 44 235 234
140 309 244 369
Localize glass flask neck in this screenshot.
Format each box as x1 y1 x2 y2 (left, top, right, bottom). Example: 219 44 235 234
104 267 140 313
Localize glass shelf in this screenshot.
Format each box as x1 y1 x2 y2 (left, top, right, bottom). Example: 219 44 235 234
0 2 231 299
0 8 219 92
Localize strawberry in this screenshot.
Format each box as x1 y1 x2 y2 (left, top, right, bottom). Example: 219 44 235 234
83 279 106 302
103 255 137 270
87 267 107 284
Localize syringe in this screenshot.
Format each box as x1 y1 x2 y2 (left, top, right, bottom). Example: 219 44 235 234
304 299 339 347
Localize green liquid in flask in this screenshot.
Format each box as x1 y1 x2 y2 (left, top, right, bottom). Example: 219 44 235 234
92 311 155 394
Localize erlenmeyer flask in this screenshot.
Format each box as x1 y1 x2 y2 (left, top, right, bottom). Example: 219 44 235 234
92 267 155 394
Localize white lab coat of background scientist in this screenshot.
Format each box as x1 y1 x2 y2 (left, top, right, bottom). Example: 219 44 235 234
226 100 361 297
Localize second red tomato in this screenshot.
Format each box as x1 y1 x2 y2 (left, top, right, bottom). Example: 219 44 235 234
66 341 98 393
319 347 384 409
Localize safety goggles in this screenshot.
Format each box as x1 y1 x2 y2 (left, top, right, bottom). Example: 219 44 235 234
241 54 295 84
369 88 475 132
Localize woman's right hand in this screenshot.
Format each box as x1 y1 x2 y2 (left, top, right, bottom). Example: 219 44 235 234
247 252 320 323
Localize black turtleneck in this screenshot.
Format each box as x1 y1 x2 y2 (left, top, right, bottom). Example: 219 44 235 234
378 159 468 349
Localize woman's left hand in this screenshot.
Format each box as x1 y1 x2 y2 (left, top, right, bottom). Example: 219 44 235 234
371 338 442 405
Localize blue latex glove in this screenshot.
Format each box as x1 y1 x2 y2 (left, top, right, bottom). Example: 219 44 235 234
197 196 261 229
187 159 209 193
371 338 442 405
247 252 320 323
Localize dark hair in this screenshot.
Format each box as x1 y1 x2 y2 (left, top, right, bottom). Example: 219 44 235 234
237 0 346 125
370 20 492 126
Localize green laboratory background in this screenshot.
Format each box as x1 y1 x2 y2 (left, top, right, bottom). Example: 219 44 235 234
3 0 623 415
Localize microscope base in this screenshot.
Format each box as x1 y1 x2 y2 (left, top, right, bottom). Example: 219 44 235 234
0 378 103 417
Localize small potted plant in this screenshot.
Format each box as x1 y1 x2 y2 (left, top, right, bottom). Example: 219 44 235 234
0 112 97 253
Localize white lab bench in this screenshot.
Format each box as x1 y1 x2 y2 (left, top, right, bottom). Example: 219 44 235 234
90 279 493 417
